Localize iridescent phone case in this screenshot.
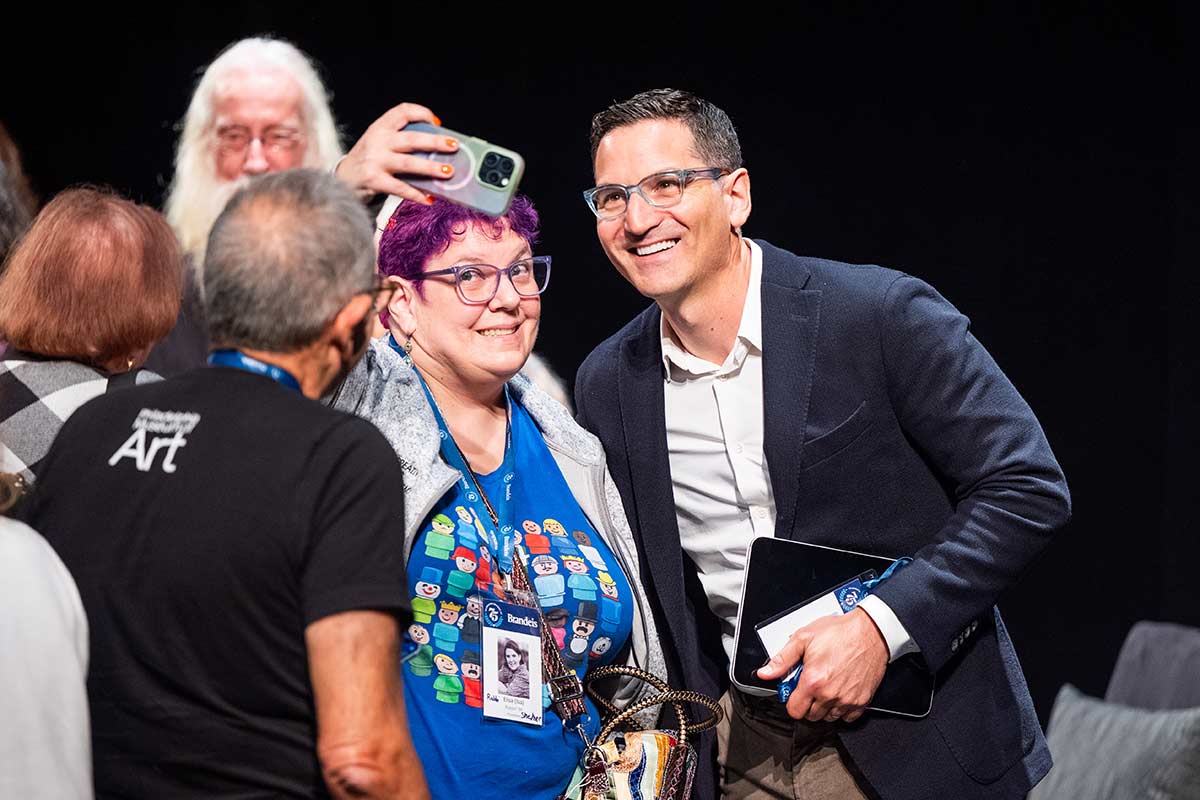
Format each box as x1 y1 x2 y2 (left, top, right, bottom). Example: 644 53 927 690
401 122 525 216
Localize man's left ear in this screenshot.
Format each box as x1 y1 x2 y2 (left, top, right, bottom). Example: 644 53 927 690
723 168 752 230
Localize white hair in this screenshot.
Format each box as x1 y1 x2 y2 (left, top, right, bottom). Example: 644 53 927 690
165 36 344 261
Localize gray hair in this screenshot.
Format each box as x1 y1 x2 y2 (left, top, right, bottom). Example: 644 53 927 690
588 88 743 173
203 169 374 352
165 36 344 261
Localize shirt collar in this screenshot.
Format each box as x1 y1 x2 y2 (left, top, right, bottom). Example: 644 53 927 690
660 238 763 381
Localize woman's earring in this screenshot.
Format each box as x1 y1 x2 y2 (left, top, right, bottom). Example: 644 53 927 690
400 333 414 366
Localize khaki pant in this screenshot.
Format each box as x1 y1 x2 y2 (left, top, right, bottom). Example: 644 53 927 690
716 689 871 800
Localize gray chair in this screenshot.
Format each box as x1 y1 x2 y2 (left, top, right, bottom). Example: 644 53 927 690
1027 621 1200 799
1105 620 1200 711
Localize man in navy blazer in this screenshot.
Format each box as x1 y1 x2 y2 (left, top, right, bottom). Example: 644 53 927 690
574 89 1070 799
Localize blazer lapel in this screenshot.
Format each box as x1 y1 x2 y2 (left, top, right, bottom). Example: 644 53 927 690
758 242 821 541
615 311 694 657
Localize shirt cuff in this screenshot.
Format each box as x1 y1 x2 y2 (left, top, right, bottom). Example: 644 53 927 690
858 595 920 662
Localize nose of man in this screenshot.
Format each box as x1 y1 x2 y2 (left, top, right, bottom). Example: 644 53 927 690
622 191 662 237
242 138 271 176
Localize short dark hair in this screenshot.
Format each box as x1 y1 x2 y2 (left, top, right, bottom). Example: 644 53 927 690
203 168 375 352
588 88 743 172
0 187 182 366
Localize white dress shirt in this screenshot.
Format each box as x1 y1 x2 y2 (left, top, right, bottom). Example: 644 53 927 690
662 239 916 663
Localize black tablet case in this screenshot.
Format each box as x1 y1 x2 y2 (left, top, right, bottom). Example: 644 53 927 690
730 537 935 717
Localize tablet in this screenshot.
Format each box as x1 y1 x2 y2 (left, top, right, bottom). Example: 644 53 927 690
729 536 935 718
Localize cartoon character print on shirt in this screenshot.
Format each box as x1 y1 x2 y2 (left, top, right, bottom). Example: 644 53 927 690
563 555 598 602
453 505 479 550
474 543 493 591
522 519 551 555
531 554 566 606
406 623 434 677
572 529 608 570
458 595 483 645
590 636 613 662
461 650 483 708
546 518 581 557
544 606 570 650
562 601 598 670
597 571 622 632
434 600 463 651
406 459 632 711
425 514 456 559
413 567 443 623
432 654 464 704
446 546 477 599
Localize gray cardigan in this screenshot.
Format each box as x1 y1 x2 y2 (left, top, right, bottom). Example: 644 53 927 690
331 338 667 722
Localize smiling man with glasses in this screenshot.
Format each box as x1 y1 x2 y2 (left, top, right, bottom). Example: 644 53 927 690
573 88 1070 800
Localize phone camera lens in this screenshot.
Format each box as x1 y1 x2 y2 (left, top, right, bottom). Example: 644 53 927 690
485 170 503 185
498 157 514 172
483 153 500 168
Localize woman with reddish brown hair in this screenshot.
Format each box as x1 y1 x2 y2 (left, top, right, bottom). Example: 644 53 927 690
0 187 182 484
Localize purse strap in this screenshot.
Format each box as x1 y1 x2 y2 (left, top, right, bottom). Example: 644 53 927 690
509 545 590 728
584 664 724 747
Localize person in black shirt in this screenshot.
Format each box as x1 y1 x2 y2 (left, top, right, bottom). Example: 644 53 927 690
22 169 428 800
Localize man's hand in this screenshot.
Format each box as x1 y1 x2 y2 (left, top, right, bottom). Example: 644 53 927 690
756 607 889 723
335 102 459 203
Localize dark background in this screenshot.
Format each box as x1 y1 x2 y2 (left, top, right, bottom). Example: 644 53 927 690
3 3 1191 724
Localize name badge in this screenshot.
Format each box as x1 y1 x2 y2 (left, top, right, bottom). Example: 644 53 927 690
481 599 544 726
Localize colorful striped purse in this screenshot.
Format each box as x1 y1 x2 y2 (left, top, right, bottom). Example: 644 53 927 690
561 665 723 800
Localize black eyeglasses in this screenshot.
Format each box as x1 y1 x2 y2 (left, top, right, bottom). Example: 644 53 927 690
582 167 729 220
414 256 552 305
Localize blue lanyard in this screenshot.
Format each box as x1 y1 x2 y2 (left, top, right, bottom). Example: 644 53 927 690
403 347 518 574
207 349 302 392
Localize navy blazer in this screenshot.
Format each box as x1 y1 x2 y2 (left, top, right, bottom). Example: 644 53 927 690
575 240 1071 800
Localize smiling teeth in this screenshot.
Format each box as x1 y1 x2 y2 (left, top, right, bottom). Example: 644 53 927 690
480 328 516 336
636 240 677 256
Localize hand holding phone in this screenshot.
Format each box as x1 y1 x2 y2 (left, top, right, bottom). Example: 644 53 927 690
335 102 459 202
400 122 525 216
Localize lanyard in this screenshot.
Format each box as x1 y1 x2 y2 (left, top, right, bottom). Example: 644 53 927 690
402 351 518 573
208 349 302 392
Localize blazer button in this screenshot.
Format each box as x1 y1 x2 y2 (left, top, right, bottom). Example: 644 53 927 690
951 638 959 652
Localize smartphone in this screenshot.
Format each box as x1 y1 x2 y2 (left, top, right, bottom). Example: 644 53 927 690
399 122 525 216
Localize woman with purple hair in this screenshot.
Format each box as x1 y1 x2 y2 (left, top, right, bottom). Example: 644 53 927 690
331 196 667 798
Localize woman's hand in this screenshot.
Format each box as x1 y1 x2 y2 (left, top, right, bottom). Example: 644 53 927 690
335 103 459 203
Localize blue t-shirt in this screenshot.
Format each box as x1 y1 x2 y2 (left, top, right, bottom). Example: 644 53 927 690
403 396 634 799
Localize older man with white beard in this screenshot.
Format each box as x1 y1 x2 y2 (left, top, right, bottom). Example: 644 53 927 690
145 36 457 377
145 37 574 407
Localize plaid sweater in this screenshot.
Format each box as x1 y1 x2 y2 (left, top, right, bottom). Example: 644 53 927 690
0 353 160 483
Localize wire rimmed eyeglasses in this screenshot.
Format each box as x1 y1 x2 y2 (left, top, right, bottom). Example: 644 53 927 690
582 167 729 220
414 256 552 305
215 125 305 157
